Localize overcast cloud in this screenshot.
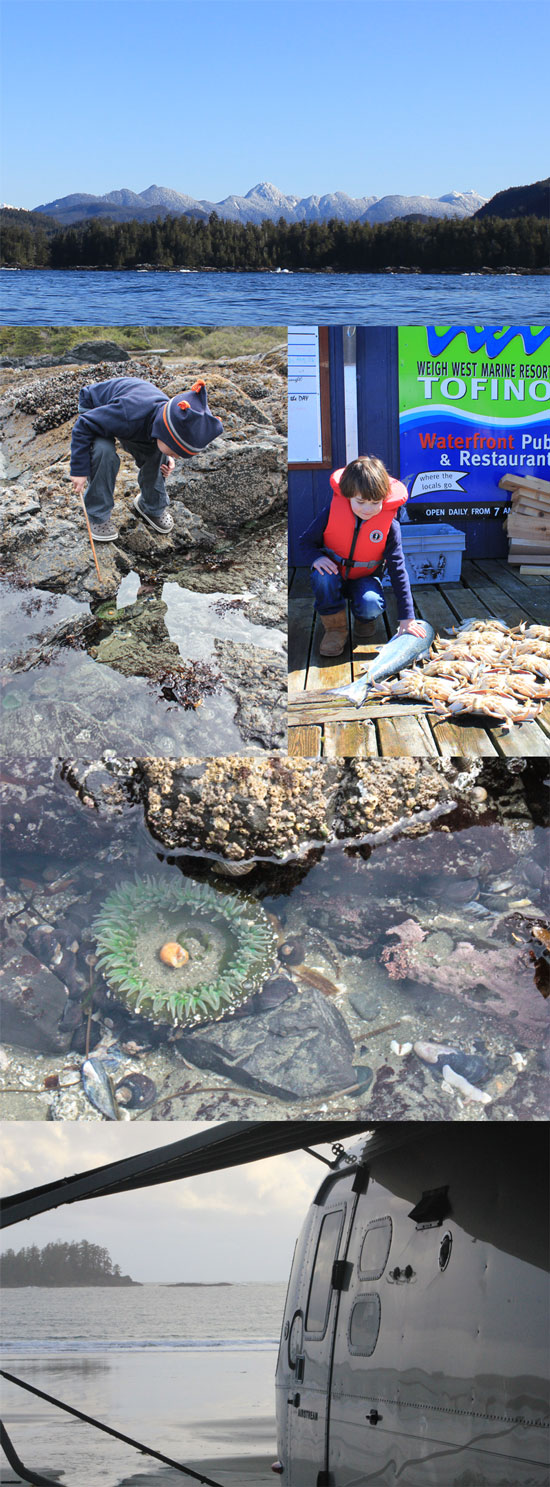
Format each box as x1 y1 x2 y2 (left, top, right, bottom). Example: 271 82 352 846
0 1123 347 1283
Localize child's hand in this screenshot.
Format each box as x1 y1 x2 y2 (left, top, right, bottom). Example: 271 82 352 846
397 618 428 638
312 556 339 574
160 456 175 478
71 476 87 496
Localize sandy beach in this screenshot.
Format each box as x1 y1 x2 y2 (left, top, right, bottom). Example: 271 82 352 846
0 1294 282 1487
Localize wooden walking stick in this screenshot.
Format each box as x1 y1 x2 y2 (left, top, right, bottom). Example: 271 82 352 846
79 493 103 583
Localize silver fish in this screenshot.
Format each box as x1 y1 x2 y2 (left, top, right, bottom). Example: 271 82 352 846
325 622 435 708
81 1057 121 1120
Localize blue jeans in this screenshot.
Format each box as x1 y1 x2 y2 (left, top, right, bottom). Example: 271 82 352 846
82 433 169 524
311 568 385 619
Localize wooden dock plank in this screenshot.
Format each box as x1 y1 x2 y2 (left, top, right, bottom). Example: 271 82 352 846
288 698 431 724
461 560 532 625
376 712 440 757
409 583 461 631
514 572 550 589
289 567 314 600
430 717 499 756
323 720 379 757
351 611 388 678
493 721 550 758
288 725 321 758
535 702 550 737
472 560 549 619
288 598 314 695
305 610 352 692
435 582 493 625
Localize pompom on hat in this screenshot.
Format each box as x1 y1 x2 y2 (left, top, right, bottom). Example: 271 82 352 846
152 380 223 457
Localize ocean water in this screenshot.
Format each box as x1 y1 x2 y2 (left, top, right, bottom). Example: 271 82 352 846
0 1283 285 1485
1 268 549 325
0 573 286 759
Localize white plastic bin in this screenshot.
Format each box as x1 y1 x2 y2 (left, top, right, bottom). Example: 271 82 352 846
383 523 466 586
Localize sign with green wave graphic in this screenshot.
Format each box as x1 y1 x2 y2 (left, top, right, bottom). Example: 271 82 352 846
398 327 550 519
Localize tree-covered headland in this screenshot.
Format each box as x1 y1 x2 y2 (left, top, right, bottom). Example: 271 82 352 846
0 1239 137 1286
1 209 548 272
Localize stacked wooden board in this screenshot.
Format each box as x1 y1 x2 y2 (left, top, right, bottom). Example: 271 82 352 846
500 473 550 574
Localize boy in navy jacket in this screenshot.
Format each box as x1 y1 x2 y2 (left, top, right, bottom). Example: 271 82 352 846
70 376 223 540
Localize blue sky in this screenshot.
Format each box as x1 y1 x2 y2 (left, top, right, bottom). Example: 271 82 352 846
1 0 549 210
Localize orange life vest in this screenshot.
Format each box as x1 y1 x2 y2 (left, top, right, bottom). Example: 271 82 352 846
323 470 408 578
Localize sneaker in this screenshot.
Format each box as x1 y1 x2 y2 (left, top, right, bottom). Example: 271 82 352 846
133 496 174 534
88 518 119 542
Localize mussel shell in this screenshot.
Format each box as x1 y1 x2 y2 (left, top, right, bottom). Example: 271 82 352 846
115 1074 157 1110
353 1064 374 1092
81 1057 120 1120
435 1052 490 1085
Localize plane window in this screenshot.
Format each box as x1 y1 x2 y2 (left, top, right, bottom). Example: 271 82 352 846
348 1293 381 1356
288 1310 304 1367
358 1217 392 1280
305 1209 344 1334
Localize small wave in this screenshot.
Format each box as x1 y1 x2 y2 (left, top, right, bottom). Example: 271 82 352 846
2 1336 278 1354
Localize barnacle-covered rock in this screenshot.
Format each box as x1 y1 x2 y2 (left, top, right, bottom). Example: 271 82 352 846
93 873 277 1027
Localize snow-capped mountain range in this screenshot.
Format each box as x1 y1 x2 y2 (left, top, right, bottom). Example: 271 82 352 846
33 181 486 227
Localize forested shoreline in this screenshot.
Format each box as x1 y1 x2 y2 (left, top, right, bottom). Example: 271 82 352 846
1 1239 137 1286
1 210 548 272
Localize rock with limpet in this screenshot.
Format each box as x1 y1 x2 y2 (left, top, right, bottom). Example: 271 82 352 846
277 936 306 966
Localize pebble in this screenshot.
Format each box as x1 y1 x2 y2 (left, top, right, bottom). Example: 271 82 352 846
58 1068 81 1088
511 1051 528 1071
348 991 380 1020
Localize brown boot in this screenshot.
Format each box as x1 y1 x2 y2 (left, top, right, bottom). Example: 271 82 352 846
319 609 348 656
354 616 377 640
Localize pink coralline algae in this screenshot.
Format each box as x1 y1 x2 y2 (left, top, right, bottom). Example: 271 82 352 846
381 923 548 1037
381 919 427 979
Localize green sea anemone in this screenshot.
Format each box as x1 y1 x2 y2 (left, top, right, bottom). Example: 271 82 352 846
93 873 277 1027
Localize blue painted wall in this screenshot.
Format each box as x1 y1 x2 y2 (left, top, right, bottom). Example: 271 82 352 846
288 326 346 564
288 326 508 564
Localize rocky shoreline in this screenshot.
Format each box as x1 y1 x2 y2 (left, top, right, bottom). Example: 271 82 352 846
1 346 287 754
3 265 548 275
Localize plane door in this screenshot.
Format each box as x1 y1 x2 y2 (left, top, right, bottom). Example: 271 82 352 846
283 1171 360 1487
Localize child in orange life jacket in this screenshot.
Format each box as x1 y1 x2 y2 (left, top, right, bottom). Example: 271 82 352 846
298 455 426 656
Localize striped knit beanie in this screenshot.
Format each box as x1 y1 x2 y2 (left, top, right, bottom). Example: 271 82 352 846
153 380 223 457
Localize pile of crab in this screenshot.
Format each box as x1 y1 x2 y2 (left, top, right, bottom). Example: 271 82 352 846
373 620 550 729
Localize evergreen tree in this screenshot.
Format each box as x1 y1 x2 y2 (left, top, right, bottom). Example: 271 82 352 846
0 1239 136 1286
